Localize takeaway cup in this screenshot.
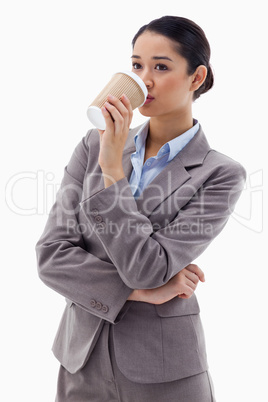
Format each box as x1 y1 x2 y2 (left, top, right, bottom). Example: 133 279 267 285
87 71 148 129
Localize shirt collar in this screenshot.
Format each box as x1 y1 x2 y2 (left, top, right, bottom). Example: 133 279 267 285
166 119 199 162
133 119 199 161
134 120 150 153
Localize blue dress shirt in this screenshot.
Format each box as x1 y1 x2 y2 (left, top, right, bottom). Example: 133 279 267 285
129 119 199 199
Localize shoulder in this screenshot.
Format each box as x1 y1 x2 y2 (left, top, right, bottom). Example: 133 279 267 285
205 148 247 183
83 128 100 149
180 125 246 185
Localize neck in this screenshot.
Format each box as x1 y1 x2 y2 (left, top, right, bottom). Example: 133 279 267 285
147 110 193 148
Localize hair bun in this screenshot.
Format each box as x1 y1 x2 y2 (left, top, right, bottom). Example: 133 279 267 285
205 65 214 92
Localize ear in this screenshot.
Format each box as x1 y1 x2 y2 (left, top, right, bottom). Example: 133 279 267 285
190 65 207 91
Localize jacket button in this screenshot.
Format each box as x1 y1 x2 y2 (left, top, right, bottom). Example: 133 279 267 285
102 305 109 313
91 208 99 216
90 299 96 308
96 302 102 310
95 215 103 223
96 222 106 229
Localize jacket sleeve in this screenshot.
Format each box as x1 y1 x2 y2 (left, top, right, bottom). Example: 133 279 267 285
35 131 133 324
80 159 246 289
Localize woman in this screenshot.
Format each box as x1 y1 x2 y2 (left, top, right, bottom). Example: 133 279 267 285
36 16 246 401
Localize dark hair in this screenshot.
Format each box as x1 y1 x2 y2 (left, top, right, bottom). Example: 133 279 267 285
132 16 214 101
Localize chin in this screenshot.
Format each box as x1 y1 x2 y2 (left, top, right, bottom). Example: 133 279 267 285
138 106 155 117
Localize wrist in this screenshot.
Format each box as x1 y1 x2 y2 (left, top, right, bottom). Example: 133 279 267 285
101 168 125 188
127 289 147 302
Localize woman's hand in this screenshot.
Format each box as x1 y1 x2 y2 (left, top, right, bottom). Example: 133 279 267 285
98 94 133 188
128 264 205 305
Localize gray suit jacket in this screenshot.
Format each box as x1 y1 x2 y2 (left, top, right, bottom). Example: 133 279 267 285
35 124 246 383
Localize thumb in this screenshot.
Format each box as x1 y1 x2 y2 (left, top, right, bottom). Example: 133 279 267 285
198 269 206 283
98 129 105 143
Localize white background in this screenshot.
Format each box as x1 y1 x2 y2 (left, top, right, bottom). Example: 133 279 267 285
1 1 267 401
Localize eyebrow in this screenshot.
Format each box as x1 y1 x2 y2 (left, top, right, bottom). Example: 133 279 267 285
131 55 173 62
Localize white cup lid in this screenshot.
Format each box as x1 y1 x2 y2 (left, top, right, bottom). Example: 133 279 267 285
87 106 106 130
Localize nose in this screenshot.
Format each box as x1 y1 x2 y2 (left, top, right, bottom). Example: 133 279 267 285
139 69 153 89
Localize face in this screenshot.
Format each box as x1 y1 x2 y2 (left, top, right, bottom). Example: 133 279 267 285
132 32 195 119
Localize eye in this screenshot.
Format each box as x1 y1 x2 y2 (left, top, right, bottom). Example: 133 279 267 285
155 63 168 71
132 62 142 70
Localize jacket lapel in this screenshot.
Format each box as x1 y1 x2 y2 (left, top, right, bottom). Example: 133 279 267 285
126 125 211 217
90 124 211 218
122 124 143 180
135 156 191 216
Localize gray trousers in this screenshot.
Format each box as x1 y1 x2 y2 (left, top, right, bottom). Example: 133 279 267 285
56 322 216 402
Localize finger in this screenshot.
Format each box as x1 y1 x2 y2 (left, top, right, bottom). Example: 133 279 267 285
101 106 115 132
197 267 205 282
184 270 199 285
185 264 205 282
179 268 199 285
120 94 133 122
178 275 197 292
107 95 128 117
178 293 191 299
108 93 132 114
185 277 198 291
97 129 103 145
179 284 194 298
104 101 125 131
107 95 132 128
97 129 105 141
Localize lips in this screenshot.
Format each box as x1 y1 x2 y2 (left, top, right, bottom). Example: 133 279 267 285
144 94 155 105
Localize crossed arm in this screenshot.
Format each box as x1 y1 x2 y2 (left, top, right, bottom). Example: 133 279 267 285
36 95 244 322
36 134 204 324
91 94 243 301
129 264 205 304
95 94 206 303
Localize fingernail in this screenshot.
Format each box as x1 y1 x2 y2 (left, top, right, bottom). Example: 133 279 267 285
108 94 115 100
